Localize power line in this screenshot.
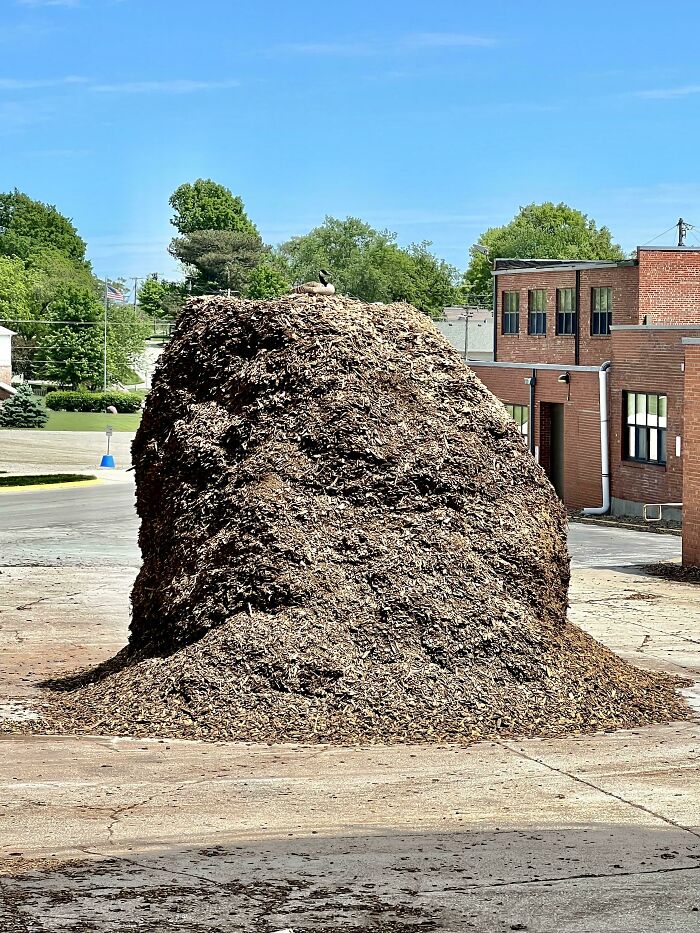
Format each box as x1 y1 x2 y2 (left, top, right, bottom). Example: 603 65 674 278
640 224 679 247
0 318 150 327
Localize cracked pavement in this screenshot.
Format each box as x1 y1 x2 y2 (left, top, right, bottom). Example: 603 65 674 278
1 483 699 931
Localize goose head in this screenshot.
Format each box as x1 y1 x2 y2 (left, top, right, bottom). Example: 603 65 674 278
319 269 332 286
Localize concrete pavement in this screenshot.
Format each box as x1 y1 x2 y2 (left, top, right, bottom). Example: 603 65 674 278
0 430 135 474
1 482 698 931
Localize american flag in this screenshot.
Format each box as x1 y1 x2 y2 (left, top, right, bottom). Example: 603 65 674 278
106 284 126 303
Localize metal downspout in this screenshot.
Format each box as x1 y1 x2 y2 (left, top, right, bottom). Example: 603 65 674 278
526 369 537 456
583 361 612 515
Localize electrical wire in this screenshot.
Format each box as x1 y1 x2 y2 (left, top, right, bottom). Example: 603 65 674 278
639 224 679 247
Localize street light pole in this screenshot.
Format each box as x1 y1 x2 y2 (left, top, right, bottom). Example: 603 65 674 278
103 278 109 391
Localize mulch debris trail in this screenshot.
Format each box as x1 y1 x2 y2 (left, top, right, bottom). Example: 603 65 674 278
16 295 692 742
643 562 700 585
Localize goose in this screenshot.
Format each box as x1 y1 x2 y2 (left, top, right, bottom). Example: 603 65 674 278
292 269 336 296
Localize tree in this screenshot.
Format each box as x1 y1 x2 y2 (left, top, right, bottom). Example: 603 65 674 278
463 202 626 299
39 326 104 389
169 179 258 237
137 277 186 319
169 229 264 295
278 216 458 317
104 302 151 384
0 383 48 428
245 262 290 299
35 285 150 389
36 285 104 388
0 190 87 264
0 256 32 326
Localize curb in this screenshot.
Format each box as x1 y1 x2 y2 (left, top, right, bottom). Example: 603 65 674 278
0 478 102 494
570 516 682 537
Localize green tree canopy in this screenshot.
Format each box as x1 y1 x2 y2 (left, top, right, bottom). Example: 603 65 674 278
34 284 148 389
0 256 32 327
0 190 87 264
278 216 458 318
169 179 259 237
170 229 264 295
137 276 186 319
245 262 290 299
463 202 626 299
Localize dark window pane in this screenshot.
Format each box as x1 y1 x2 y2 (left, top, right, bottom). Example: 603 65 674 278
623 392 668 465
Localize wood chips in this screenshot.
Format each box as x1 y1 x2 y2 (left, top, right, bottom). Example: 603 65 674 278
23 295 692 742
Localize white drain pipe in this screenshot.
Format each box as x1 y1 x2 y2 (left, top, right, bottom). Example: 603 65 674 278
583 361 612 516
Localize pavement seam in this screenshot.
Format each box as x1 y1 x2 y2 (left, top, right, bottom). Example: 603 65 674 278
570 607 700 647
498 740 700 841
422 861 700 892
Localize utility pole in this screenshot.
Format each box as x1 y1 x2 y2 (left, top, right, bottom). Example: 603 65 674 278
678 217 691 247
103 278 109 391
132 277 141 310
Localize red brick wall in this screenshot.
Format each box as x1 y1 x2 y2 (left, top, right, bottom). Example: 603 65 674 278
682 343 700 566
473 364 602 510
496 270 577 365
579 266 639 362
638 249 700 324
495 265 639 366
609 329 690 507
0 365 11 385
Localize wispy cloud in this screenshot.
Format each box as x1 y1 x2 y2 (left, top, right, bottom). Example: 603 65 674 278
0 75 239 96
27 146 93 157
281 32 498 56
403 32 498 49
633 84 700 100
16 0 80 7
0 75 86 90
278 41 375 56
90 79 240 94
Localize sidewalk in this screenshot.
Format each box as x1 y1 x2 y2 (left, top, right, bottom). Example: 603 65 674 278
0 430 135 474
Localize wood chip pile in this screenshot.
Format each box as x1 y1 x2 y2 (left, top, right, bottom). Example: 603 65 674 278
31 295 690 742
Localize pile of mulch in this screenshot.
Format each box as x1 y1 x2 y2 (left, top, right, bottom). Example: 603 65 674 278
643 562 700 585
11 295 692 743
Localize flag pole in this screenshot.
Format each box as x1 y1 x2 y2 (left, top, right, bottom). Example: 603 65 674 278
103 278 108 391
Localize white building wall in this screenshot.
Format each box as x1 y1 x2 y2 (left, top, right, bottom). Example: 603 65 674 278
0 332 11 368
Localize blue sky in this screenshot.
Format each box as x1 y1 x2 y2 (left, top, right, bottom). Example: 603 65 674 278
3 0 700 282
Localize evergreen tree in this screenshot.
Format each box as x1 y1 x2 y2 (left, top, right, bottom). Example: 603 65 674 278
0 383 48 428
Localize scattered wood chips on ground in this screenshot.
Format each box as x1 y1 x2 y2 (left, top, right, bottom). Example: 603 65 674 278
9 295 692 743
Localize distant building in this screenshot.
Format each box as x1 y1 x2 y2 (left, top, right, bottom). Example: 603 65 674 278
0 325 15 400
472 248 700 519
435 306 494 362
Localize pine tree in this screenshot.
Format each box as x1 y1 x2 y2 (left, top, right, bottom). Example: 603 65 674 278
0 383 49 428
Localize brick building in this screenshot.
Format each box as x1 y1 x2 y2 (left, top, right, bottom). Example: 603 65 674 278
472 247 700 521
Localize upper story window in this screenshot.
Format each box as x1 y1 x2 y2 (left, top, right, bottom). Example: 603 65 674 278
528 289 547 335
556 288 576 335
502 291 520 334
505 403 529 440
624 391 667 465
591 287 613 335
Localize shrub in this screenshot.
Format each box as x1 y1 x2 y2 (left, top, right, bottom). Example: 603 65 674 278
45 390 143 413
0 384 49 428
100 391 143 413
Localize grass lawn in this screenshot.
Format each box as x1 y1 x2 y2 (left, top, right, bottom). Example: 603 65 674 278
44 411 142 432
0 473 96 487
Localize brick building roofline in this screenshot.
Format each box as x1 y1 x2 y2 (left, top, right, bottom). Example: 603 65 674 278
492 259 636 275
469 360 601 372
637 246 700 252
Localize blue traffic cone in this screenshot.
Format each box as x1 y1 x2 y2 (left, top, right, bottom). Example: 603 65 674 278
100 454 116 468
